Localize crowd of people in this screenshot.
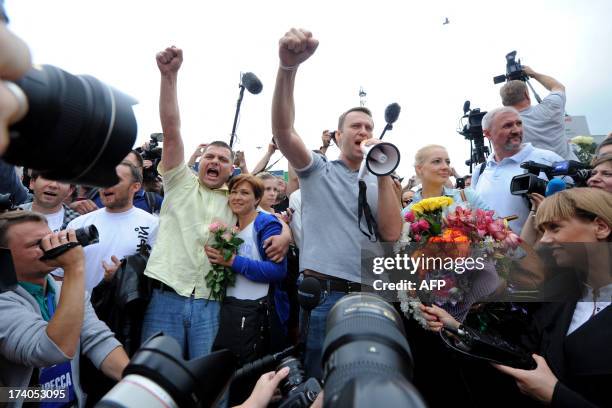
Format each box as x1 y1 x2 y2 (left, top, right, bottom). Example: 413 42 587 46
0 14 611 408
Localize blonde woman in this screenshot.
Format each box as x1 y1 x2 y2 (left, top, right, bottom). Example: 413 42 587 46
423 188 612 407
402 145 489 216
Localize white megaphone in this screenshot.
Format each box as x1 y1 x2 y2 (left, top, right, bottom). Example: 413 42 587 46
358 142 401 179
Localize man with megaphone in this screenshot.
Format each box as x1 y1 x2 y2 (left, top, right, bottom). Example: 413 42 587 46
271 28 403 379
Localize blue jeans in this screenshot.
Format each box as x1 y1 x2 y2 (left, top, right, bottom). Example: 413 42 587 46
141 289 220 359
302 288 345 379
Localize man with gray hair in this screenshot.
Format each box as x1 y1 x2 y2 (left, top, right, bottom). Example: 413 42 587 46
500 66 576 160
472 106 563 234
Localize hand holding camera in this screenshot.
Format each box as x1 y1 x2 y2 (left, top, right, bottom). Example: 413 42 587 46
39 229 84 270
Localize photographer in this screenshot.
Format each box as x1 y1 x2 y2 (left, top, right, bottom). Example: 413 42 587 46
0 211 129 407
500 66 577 160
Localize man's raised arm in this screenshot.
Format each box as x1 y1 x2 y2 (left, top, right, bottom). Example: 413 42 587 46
271 28 319 170
523 66 565 93
157 46 184 172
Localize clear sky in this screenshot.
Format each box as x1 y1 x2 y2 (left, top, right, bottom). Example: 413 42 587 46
7 0 612 177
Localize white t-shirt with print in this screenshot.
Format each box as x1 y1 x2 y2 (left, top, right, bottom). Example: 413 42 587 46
66 207 159 290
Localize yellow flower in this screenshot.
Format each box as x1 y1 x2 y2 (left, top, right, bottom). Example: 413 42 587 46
411 196 454 214
571 135 594 146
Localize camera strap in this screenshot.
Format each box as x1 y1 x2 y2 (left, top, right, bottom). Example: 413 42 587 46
357 180 379 242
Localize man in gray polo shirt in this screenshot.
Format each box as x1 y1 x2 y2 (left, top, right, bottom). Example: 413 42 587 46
500 66 577 161
271 28 402 378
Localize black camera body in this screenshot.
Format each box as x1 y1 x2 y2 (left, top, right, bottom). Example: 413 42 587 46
277 356 322 408
493 51 529 84
140 133 163 182
510 160 591 196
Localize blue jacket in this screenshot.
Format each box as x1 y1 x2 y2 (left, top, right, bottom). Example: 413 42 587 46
231 212 289 327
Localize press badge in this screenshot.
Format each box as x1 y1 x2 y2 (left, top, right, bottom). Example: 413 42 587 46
39 361 76 407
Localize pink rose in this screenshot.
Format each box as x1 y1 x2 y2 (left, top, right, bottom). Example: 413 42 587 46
404 211 415 223
209 221 225 233
417 219 430 231
411 221 422 234
221 231 233 242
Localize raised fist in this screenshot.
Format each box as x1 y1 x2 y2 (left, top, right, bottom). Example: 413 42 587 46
156 46 183 75
278 28 318 69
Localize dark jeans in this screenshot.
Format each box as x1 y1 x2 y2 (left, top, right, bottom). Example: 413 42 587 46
302 286 345 379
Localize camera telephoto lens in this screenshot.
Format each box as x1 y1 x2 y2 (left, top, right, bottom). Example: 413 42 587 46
321 293 426 408
3 65 137 187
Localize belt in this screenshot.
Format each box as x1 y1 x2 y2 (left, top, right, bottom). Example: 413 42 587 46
152 279 179 295
304 272 362 294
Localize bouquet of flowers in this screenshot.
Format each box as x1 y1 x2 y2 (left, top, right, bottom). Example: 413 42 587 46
205 221 243 301
398 198 522 326
570 135 597 165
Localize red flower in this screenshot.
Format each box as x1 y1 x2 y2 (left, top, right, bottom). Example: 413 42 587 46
404 211 415 223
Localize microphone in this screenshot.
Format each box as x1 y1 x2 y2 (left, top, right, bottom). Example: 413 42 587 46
230 72 263 147
379 102 401 139
298 277 321 312
384 103 401 124
241 72 263 95
298 277 321 348
545 178 566 197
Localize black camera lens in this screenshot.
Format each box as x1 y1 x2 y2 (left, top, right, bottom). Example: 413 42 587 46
75 225 99 247
321 293 416 406
510 173 547 196
277 356 306 396
4 65 137 187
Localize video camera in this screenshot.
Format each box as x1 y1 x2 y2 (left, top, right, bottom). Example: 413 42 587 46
510 160 591 196
458 101 489 169
0 222 99 293
493 51 529 84
139 133 163 182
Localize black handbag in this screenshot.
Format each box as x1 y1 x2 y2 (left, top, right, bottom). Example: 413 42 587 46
212 295 270 366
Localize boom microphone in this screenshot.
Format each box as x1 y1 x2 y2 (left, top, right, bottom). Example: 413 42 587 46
230 72 263 147
379 102 401 139
384 103 401 124
241 72 263 95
